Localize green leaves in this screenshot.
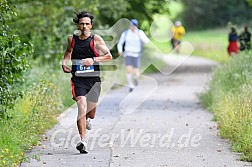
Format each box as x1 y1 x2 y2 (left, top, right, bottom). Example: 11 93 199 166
10 0 171 63
0 1 32 116
0 0 172 115
247 0 252 6
180 0 252 30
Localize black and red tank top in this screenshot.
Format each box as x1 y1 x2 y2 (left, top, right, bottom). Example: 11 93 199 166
71 34 100 76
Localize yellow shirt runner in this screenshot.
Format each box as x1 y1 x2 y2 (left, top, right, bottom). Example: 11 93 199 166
172 26 185 40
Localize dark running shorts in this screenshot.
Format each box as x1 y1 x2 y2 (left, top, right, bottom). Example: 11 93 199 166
70 76 101 103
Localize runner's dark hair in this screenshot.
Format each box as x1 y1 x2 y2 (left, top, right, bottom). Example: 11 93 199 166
73 11 94 25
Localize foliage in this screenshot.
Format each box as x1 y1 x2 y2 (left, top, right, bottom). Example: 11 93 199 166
27 60 73 109
10 0 171 63
180 0 252 30
12 0 77 63
0 77 62 166
248 0 252 6
98 0 170 26
0 0 32 116
200 51 252 161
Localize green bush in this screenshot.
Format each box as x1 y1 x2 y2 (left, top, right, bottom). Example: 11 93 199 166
0 1 32 116
201 51 252 161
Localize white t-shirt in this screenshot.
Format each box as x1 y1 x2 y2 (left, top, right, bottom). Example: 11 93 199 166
117 29 149 57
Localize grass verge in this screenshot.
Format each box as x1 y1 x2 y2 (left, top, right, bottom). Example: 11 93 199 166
200 51 252 161
0 61 74 166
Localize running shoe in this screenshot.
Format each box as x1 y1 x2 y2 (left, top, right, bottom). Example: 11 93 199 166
86 118 92 130
76 141 88 154
129 87 134 92
134 78 138 86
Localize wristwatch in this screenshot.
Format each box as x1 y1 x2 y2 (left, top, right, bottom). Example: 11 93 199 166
93 57 97 62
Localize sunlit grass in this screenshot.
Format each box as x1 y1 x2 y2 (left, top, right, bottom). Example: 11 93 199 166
0 60 75 166
200 51 252 161
184 28 230 62
0 78 62 166
152 28 230 63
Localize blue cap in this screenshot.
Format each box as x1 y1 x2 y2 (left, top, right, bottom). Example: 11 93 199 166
130 19 138 26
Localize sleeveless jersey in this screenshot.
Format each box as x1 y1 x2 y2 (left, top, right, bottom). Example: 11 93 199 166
71 34 100 76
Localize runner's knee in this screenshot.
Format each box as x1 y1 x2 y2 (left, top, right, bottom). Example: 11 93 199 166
87 108 96 119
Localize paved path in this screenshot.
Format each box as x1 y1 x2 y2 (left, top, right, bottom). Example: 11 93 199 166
21 55 252 167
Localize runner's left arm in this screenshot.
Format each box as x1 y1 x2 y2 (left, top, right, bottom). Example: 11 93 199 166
139 30 150 44
94 35 113 62
82 35 113 66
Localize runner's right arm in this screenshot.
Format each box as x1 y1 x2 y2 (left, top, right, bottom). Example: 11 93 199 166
62 35 73 73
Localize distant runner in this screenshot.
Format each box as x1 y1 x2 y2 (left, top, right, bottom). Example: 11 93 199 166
171 21 186 53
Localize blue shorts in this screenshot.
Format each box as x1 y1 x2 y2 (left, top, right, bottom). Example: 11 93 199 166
125 56 140 68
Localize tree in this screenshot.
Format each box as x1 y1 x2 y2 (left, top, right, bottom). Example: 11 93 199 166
11 0 171 63
97 0 170 27
180 0 252 30
247 0 252 6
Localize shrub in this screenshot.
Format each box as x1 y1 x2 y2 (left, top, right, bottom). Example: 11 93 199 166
0 1 32 116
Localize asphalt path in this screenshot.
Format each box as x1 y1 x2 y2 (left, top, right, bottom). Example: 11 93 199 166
21 55 252 167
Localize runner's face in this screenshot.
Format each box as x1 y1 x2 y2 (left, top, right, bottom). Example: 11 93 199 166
78 17 92 34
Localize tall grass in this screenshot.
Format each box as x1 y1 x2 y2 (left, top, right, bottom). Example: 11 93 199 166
27 60 74 109
0 79 61 166
200 51 252 161
0 61 74 166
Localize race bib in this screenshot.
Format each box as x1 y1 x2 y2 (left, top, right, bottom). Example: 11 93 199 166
76 61 94 73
